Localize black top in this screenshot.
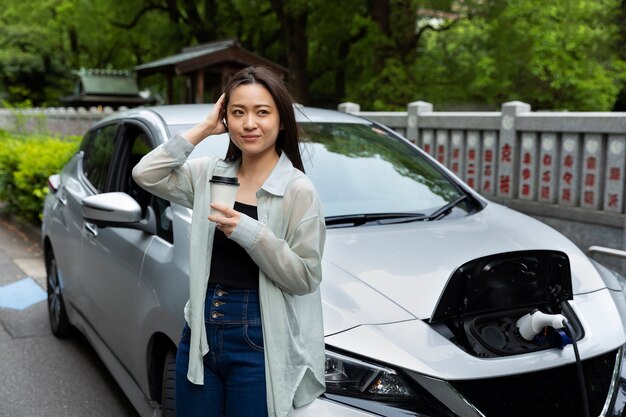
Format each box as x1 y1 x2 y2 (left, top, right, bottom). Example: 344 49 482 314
209 201 260 289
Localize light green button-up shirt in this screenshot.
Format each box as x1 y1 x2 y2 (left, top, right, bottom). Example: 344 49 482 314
132 134 326 417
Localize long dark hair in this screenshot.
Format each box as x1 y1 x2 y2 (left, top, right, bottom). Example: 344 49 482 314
223 67 305 172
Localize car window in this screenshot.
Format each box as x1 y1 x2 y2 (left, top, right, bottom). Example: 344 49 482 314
121 129 152 208
81 123 119 193
119 124 173 243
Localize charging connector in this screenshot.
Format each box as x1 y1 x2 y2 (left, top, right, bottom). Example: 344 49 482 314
516 310 567 341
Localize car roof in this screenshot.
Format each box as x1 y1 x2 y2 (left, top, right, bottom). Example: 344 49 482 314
113 103 373 127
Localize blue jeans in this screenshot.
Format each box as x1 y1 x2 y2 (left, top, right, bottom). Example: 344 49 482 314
176 284 268 417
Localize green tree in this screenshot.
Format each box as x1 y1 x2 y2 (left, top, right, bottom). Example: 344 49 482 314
0 1 71 105
413 0 626 110
1 0 625 111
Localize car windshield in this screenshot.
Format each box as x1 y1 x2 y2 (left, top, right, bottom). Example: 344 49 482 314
299 123 465 218
174 121 470 221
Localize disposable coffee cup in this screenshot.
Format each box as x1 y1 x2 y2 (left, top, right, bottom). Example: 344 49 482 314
209 175 240 215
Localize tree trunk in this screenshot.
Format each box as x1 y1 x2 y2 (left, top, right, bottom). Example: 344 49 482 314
369 0 390 36
268 0 309 103
286 12 308 103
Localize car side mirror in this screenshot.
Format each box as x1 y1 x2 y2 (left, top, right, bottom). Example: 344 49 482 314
82 192 157 235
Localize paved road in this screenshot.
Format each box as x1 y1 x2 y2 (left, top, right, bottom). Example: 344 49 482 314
0 218 139 417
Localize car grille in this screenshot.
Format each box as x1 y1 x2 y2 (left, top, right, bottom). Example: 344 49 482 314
450 349 617 417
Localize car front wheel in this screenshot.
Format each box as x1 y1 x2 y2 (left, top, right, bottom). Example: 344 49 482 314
46 250 72 338
161 348 177 417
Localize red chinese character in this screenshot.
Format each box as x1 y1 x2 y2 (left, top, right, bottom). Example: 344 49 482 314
584 174 595 187
610 167 621 181
561 188 572 201
484 166 492 176
521 184 530 196
485 150 494 163
468 149 476 160
499 175 511 194
437 145 445 163
467 178 475 188
522 168 531 180
467 163 476 175
541 186 550 200
608 193 619 208
586 157 596 170
452 163 459 173
453 149 460 159
483 180 492 192
523 152 532 165
564 155 574 168
584 191 595 205
424 144 431 154
543 154 552 166
562 172 573 185
501 143 512 163
542 171 551 183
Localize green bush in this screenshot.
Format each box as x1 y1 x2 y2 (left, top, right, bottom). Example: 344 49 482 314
0 130 81 223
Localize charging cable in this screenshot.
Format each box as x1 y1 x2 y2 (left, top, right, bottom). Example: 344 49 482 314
561 305 590 417
516 309 590 417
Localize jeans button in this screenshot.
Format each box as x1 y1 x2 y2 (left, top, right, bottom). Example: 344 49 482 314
211 312 219 319
216 289 225 296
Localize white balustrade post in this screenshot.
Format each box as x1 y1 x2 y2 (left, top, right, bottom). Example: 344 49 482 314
538 133 559 203
464 131 481 190
407 101 432 145
581 134 605 210
558 133 582 206
498 101 530 198
435 130 449 166
604 135 625 212
421 130 434 156
480 131 497 196
450 130 464 178
518 132 538 200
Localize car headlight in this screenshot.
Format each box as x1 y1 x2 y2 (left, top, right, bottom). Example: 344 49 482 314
325 350 416 400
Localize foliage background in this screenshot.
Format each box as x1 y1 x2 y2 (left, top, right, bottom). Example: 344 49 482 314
0 131 80 222
0 0 625 111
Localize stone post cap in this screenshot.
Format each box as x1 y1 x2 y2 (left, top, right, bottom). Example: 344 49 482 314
408 101 433 113
338 102 361 113
501 101 531 114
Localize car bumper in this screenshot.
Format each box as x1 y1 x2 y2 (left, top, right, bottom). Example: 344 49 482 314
290 397 376 417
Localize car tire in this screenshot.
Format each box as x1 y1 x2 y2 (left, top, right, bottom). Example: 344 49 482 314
161 349 177 417
46 250 72 338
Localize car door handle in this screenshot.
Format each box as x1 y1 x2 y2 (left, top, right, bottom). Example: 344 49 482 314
84 222 98 237
56 186 67 206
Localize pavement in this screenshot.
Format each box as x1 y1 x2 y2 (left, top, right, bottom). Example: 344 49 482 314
0 216 138 417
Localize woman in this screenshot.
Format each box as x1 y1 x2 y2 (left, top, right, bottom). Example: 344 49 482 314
132 67 326 417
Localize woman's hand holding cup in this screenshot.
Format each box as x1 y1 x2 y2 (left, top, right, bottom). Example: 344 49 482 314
208 204 240 237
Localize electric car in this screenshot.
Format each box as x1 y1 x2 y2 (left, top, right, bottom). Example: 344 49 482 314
41 104 626 417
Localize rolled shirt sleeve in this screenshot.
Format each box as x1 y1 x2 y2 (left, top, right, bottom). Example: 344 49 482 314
131 133 197 208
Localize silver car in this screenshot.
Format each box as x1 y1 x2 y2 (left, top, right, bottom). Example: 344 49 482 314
42 104 626 417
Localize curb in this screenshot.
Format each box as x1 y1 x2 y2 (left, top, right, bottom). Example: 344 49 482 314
0 211 41 246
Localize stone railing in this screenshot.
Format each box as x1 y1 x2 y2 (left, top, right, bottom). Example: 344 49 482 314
339 101 626 273
0 107 119 137
339 101 626 214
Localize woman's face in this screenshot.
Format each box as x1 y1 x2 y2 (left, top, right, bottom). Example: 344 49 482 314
225 83 281 160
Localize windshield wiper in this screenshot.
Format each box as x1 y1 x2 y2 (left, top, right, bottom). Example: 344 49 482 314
426 194 469 221
325 212 427 227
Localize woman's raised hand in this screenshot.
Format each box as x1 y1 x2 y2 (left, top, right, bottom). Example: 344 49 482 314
182 94 227 146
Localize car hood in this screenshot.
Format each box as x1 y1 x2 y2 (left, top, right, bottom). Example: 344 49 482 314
321 201 606 335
